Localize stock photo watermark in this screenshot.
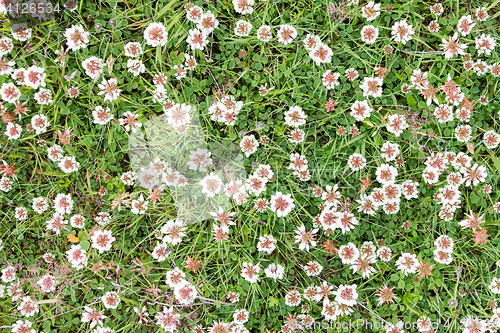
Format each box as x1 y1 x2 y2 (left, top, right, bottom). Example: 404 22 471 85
128 105 247 225
312 318 464 331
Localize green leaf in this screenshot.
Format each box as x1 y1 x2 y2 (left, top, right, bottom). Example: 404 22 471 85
268 296 279 307
274 126 283 136
242 225 250 236
36 299 61 304
488 150 500 174
155 0 177 20
78 231 89 241
80 240 90 251
407 96 416 107
470 195 480 204
120 296 139 306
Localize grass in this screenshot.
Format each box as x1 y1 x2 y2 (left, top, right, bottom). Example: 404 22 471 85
0 0 500 332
